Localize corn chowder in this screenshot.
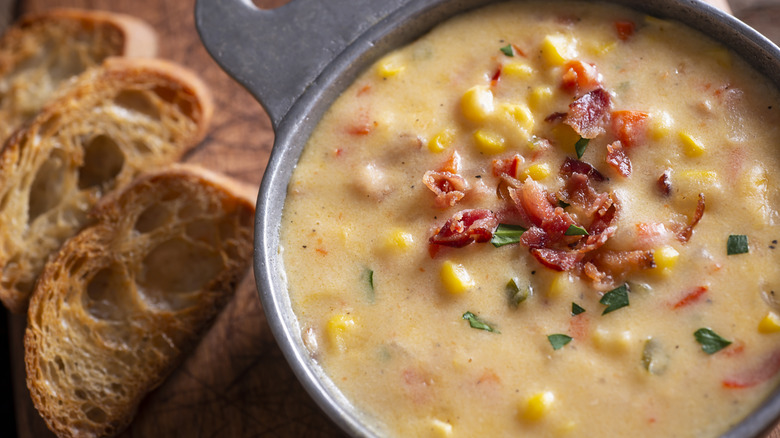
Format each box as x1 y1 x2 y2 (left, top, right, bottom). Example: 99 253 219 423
280 2 780 436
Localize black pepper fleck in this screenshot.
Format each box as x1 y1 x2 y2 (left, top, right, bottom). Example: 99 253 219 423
531 270 536 275
475 175 482 178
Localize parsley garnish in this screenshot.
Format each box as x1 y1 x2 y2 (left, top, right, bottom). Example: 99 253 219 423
564 224 589 236
727 235 749 255
462 311 500 333
500 44 514 57
694 328 732 354
506 277 532 306
548 334 573 350
363 268 375 303
600 284 629 315
491 223 527 247
575 137 589 159
571 302 586 316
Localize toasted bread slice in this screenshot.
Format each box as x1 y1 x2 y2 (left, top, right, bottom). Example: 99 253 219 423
0 8 157 140
25 164 256 438
0 57 213 313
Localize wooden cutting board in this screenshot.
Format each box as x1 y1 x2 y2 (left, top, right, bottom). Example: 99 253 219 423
6 0 780 437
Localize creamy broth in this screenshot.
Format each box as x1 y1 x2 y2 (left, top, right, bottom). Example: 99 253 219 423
280 2 780 436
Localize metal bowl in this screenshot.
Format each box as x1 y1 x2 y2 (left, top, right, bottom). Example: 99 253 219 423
195 0 780 436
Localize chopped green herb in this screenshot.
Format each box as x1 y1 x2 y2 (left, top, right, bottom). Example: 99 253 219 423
571 302 586 316
600 283 629 315
694 328 732 354
500 44 514 57
564 224 589 236
641 338 669 375
506 277 532 307
362 268 375 303
548 334 573 350
558 200 571 209
491 223 527 247
575 137 590 159
462 311 500 333
727 234 749 255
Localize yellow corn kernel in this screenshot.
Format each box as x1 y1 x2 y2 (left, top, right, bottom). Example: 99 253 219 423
461 85 494 122
473 129 506 154
708 47 732 68
502 61 534 79
428 129 454 153
440 260 474 295
592 328 633 354
588 40 617 56
540 34 578 66
326 314 357 352
385 229 414 251
653 245 679 273
649 111 673 139
679 131 705 157
680 170 718 185
759 312 780 333
500 103 535 132
521 391 555 421
376 55 405 78
430 418 453 437
529 86 554 113
522 163 552 181
548 272 572 298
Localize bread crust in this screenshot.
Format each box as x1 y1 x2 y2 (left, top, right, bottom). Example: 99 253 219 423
0 8 158 141
0 58 213 313
25 164 255 438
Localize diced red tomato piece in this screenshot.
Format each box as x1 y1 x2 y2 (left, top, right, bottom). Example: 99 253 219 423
723 349 780 389
561 60 601 94
615 21 636 40
611 110 649 148
671 286 708 309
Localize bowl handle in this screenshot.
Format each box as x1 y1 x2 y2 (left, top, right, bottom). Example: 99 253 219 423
195 0 411 127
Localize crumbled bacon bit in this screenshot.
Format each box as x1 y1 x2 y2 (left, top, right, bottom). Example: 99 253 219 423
564 88 612 139
606 141 632 177
545 112 567 123
531 248 583 271
657 170 672 196
429 209 499 248
560 157 606 182
561 60 602 94
589 249 656 283
492 154 524 179
675 193 705 243
423 171 469 208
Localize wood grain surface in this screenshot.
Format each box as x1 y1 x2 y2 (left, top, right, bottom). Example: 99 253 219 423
5 0 780 437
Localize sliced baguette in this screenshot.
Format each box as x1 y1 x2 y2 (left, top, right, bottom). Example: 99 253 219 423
0 8 157 140
25 164 256 438
0 57 213 313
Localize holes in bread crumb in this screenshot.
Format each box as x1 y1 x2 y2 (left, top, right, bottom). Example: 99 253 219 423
137 238 223 309
135 203 172 233
78 135 125 191
85 264 137 321
68 256 87 276
75 389 87 400
83 405 107 424
110 383 125 396
114 89 160 120
185 219 218 245
28 149 67 223
152 86 196 121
